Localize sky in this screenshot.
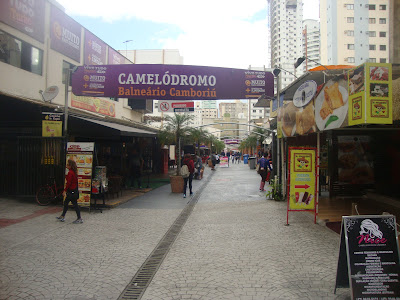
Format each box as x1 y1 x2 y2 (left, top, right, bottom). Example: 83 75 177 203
56 0 319 70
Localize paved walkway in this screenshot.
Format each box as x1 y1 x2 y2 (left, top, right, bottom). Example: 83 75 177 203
0 162 350 300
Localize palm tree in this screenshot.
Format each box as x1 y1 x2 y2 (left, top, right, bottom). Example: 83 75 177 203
163 113 194 175
189 128 209 156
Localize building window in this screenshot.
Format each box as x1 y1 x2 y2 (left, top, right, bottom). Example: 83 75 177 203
346 4 354 9
379 18 387 24
347 30 354 36
369 45 376 50
368 31 376 37
379 5 386 10
347 44 355 50
380 45 386 51
380 58 387 63
369 5 376 10
347 57 355 63
368 58 376 63
369 18 376 24
0 30 43 75
347 17 354 23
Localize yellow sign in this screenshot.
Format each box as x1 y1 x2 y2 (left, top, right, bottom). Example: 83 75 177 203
348 63 392 126
42 120 62 137
289 148 316 210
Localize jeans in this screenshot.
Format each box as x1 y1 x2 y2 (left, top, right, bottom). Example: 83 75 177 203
62 189 81 219
183 173 193 195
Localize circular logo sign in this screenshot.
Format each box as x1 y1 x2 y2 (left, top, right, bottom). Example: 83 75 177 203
159 102 170 112
293 80 317 108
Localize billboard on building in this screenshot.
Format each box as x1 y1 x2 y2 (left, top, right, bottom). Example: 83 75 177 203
71 64 274 100
108 48 128 65
158 100 194 113
84 30 107 65
50 6 81 62
0 0 45 42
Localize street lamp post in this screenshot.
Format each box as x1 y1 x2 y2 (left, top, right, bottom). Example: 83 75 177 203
123 40 133 59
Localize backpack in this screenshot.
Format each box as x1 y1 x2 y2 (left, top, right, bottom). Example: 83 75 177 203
180 164 190 178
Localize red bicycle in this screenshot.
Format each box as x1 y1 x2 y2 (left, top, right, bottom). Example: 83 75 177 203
36 177 64 206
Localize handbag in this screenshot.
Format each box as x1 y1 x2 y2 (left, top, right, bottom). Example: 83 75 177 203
256 164 260 173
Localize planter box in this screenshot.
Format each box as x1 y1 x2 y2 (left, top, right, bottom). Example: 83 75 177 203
169 175 184 193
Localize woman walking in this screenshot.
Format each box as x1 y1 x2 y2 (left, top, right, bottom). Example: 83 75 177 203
56 159 83 223
182 153 195 198
257 153 272 191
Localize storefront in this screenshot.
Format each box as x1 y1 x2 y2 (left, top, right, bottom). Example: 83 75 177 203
272 63 400 221
0 93 158 197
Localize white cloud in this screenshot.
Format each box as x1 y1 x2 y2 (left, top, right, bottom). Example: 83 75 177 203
56 0 319 69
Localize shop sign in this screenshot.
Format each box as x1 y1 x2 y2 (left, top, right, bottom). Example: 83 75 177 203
293 80 317 108
348 63 392 126
72 65 274 100
335 215 400 299
84 29 107 65
224 139 240 144
287 147 317 224
158 100 194 113
42 112 63 137
71 94 115 117
0 0 45 42
108 48 128 65
219 157 229 168
66 142 95 206
50 5 81 62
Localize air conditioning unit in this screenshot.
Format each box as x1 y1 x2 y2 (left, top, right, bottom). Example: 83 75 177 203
344 4 347 7
365 4 369 7
344 30 348 34
344 58 348 62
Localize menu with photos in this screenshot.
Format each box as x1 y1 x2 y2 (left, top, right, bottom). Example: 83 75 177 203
66 142 94 206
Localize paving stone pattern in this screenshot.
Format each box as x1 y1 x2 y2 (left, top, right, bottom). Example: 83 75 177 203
0 163 351 299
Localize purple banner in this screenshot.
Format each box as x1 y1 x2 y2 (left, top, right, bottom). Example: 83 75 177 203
0 0 45 42
50 5 81 62
108 48 127 65
72 64 274 100
84 30 107 65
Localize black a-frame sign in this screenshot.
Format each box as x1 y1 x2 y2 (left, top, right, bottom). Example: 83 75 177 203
335 215 400 300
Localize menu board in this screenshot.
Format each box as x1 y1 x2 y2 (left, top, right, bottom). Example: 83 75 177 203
335 215 400 299
66 142 94 206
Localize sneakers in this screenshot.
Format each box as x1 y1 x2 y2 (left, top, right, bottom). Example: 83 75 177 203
56 216 65 222
183 194 186 198
72 219 83 224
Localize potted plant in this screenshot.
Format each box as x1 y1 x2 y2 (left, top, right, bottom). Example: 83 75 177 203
162 113 194 193
265 178 283 201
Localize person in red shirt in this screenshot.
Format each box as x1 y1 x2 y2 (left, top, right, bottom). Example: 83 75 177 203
182 153 195 198
56 159 82 223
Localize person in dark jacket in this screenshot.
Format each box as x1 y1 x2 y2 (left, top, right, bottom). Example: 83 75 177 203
257 153 272 191
56 159 82 223
182 153 195 198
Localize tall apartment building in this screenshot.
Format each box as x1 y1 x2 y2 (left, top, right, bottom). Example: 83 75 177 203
320 0 390 65
269 0 305 89
192 101 218 128
219 100 248 119
301 19 321 71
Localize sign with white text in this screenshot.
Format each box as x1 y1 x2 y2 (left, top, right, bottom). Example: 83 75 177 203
72 64 274 100
335 215 400 299
158 100 194 113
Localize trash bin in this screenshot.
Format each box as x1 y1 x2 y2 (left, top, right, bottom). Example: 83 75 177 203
248 157 256 169
243 154 249 164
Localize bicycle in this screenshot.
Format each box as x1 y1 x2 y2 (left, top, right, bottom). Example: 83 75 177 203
36 177 65 206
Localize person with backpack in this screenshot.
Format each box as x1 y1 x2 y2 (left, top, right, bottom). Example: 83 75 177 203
182 153 195 198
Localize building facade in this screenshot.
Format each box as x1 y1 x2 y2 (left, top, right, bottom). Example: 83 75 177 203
320 0 390 65
301 19 321 71
0 0 160 196
269 0 305 89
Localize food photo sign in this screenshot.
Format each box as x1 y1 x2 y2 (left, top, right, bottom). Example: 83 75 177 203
348 63 393 126
277 63 393 139
66 142 94 206
287 147 317 224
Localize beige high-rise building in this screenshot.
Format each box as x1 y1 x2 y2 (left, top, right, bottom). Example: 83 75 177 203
320 0 390 65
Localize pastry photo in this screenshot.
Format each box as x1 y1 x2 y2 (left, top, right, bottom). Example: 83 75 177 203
315 78 348 131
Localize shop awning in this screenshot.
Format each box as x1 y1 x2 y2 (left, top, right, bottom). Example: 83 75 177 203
72 116 157 137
